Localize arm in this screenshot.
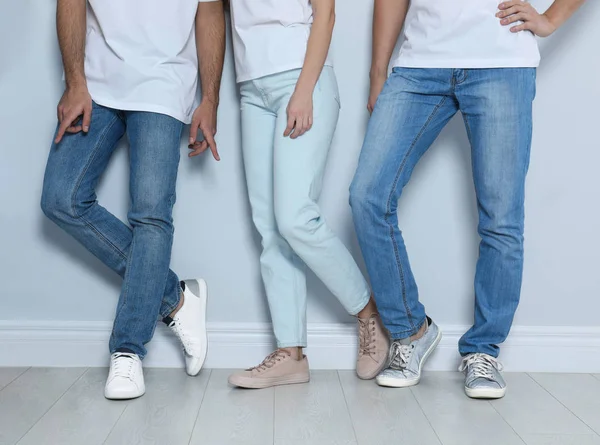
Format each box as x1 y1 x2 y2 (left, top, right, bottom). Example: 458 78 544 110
189 0 226 160
368 0 410 113
497 0 586 37
54 0 92 143
284 0 335 139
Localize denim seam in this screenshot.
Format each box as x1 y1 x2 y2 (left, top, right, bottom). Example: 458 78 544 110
70 114 128 262
384 96 449 333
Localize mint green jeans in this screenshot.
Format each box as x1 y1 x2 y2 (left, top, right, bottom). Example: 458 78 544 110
240 67 370 348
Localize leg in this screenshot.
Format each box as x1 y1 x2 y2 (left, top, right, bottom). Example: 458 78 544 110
41 103 182 322
456 68 536 357
109 111 184 358
239 81 309 348
272 67 371 316
349 68 459 339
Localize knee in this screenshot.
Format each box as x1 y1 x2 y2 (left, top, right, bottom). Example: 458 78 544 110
41 181 75 223
128 194 175 233
479 215 524 255
275 206 319 245
349 177 385 219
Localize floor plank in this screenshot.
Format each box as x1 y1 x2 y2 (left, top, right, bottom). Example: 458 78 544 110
189 369 274 445
490 373 593 436
530 373 600 435
338 371 441 445
0 368 28 391
0 367 86 445
17 368 127 445
103 368 211 445
521 434 600 445
411 372 525 445
274 371 357 445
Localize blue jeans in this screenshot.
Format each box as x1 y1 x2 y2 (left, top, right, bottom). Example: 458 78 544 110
240 67 370 347
350 68 536 357
41 102 184 359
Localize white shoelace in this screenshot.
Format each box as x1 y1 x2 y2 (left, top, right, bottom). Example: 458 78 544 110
389 341 414 370
169 319 200 355
111 353 137 381
459 353 504 379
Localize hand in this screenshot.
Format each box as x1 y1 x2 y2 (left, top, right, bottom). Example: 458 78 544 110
497 1 557 37
55 86 92 144
189 99 219 161
284 88 313 139
367 73 387 114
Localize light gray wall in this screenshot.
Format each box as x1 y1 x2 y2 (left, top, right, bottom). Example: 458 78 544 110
1 0 598 328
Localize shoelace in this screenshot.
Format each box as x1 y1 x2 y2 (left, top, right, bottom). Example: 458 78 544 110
458 353 504 379
358 318 377 357
248 350 290 372
111 353 137 381
388 341 414 370
168 319 200 355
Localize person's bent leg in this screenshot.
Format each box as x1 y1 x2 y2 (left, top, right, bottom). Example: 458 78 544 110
456 68 536 398
227 78 309 389
273 68 371 317
41 102 183 322
350 68 458 339
350 68 458 387
109 111 184 359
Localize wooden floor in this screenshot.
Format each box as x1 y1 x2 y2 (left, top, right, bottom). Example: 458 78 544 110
1 368 600 445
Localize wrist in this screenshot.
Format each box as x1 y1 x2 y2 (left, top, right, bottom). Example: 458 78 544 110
370 66 388 80
542 11 561 33
294 78 316 96
65 77 88 92
201 96 219 108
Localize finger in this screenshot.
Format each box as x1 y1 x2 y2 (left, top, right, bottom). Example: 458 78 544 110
496 5 523 17
510 22 531 32
306 115 313 133
82 103 92 133
54 113 75 143
188 140 208 157
189 119 200 145
204 131 220 161
284 114 296 137
503 12 529 24
290 116 303 139
298 116 309 138
66 125 83 133
498 1 522 10
57 105 63 122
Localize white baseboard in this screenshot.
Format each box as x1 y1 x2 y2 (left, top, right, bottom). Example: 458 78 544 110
1 321 599 372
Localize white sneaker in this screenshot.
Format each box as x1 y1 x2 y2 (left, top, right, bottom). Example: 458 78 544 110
104 352 145 400
166 279 208 376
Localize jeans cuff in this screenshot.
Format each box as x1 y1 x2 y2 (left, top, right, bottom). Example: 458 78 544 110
388 316 427 340
347 289 372 316
277 341 308 349
160 280 183 320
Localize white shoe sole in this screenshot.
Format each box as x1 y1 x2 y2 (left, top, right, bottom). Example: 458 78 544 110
104 386 145 400
228 372 310 389
186 278 208 376
465 386 506 399
376 329 443 388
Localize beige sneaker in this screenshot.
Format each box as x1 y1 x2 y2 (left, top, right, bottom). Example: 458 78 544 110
228 350 310 389
356 314 390 380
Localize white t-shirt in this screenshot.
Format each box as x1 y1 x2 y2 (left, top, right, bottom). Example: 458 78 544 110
394 0 541 69
84 0 218 124
229 0 332 83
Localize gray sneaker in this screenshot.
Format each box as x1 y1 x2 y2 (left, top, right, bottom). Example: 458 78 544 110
459 353 506 399
376 317 442 388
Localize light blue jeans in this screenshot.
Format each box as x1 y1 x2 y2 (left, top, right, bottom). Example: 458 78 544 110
240 67 370 347
41 102 184 359
350 68 536 357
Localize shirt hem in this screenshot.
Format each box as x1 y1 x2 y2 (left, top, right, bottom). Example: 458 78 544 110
236 61 334 83
90 96 191 124
393 58 540 69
